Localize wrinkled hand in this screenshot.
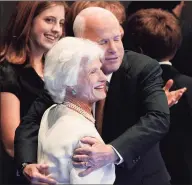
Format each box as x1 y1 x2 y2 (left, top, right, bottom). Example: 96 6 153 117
23 163 57 185
72 137 118 177
163 79 187 107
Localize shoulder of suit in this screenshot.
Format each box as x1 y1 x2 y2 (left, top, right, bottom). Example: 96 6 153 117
121 50 159 75
124 50 157 62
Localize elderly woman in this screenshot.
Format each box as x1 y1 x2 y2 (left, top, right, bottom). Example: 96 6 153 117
37 37 115 184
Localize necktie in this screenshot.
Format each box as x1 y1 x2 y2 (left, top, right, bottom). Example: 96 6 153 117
95 81 109 135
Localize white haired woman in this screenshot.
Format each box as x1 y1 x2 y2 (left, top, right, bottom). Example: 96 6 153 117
37 37 115 184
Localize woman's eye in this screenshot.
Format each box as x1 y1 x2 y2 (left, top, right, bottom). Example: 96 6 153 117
45 18 55 24
91 69 97 74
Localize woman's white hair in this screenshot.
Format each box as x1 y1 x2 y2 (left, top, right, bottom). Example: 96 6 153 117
44 37 104 103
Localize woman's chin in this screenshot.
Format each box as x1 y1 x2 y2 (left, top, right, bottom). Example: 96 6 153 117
96 94 107 101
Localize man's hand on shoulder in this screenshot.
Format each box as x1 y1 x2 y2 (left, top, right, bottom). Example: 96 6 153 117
72 136 118 177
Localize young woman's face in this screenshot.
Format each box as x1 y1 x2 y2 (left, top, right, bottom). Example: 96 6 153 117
77 57 107 103
30 5 65 53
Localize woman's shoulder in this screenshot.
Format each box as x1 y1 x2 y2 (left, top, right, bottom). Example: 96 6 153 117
0 60 23 98
0 59 23 80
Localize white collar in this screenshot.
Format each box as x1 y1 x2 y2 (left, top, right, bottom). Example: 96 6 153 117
107 73 113 83
159 61 172 66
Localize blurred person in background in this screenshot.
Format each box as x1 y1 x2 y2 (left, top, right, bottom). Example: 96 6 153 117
124 8 192 184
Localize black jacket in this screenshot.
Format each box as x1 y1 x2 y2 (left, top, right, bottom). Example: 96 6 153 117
102 51 170 185
160 64 192 184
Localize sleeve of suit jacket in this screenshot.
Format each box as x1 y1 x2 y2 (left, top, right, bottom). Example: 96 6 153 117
110 58 170 169
14 90 54 167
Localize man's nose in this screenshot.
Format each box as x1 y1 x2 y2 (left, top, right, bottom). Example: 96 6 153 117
107 41 117 54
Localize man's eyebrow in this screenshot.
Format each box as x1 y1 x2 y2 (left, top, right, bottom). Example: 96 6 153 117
114 35 121 38
99 38 108 41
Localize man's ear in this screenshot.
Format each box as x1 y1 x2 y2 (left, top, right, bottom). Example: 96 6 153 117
120 25 124 38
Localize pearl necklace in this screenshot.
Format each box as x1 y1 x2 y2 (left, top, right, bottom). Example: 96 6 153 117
63 101 95 123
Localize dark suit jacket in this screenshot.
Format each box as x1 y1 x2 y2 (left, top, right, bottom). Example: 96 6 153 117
15 51 170 185
15 90 53 167
102 51 170 185
160 64 192 184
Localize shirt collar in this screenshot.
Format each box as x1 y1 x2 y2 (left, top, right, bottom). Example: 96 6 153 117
107 73 113 83
159 60 172 66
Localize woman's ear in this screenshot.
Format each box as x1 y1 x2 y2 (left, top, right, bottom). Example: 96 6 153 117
66 86 77 96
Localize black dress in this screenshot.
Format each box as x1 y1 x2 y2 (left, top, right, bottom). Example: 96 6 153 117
0 60 44 184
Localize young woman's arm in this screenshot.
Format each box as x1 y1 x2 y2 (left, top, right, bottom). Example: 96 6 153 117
0 92 20 157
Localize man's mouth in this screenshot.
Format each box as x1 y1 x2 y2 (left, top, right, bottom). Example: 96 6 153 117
105 57 118 61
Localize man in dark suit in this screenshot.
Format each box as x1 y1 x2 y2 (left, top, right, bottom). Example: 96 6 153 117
70 7 171 185
14 7 185 185
123 8 192 184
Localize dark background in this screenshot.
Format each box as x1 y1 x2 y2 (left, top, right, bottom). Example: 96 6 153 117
1 1 192 37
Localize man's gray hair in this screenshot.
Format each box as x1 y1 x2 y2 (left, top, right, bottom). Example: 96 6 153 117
73 7 119 37
44 37 104 103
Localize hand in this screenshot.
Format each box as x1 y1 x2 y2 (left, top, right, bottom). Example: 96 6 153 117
163 79 187 107
72 137 118 177
23 163 57 185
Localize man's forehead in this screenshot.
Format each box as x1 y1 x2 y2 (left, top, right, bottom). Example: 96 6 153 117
85 27 120 39
86 15 118 27
84 20 120 38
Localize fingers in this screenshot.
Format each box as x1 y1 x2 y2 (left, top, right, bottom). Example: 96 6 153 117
31 173 56 185
168 96 178 108
168 87 187 107
36 164 49 175
72 154 92 168
174 87 187 102
74 146 92 155
78 167 95 177
80 136 100 145
36 164 49 169
163 79 174 91
23 164 57 185
73 154 89 162
73 161 91 168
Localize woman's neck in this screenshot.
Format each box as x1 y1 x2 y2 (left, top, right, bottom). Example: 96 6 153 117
63 93 95 123
64 94 92 115
29 41 45 79
30 51 44 79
